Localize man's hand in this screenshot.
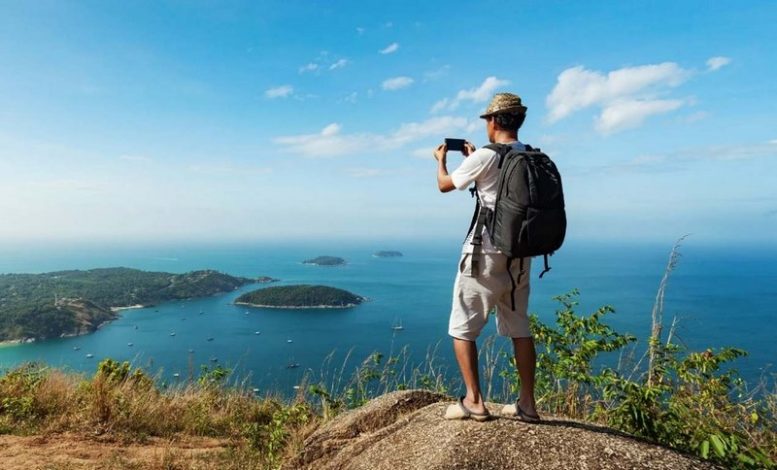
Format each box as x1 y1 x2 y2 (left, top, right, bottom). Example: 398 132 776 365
462 141 476 157
434 143 447 162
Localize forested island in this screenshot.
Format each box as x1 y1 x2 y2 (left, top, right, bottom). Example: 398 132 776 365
374 250 403 258
235 285 364 309
0 268 261 343
302 256 346 266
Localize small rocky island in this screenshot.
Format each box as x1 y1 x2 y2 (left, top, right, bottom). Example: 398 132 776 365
236 285 364 309
374 250 403 258
302 256 346 266
0 268 263 343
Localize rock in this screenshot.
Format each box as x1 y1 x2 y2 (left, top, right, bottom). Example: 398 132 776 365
289 390 719 470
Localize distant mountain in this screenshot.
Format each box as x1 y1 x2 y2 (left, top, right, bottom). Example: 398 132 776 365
302 256 346 266
0 268 258 342
236 285 364 309
374 250 403 258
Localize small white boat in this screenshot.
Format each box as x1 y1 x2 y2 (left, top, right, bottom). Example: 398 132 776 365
210 357 218 362
286 363 300 369
252 388 260 394
188 349 194 353
170 332 176 336
86 353 94 358
73 346 80 351
392 319 405 331
127 342 133 347
287 339 293 343
255 331 261 335
172 373 180 378
292 385 300 390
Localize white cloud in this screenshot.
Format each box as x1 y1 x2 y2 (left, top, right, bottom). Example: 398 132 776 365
329 59 349 70
412 147 440 160
546 62 692 133
380 42 399 54
273 116 469 157
118 154 152 163
424 65 450 81
706 56 731 72
344 92 358 103
298 63 319 74
189 164 272 176
265 85 294 99
596 98 684 134
431 76 509 113
382 76 414 91
346 167 391 178
321 123 341 136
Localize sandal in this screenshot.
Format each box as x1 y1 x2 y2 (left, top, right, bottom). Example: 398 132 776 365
500 401 541 423
444 397 491 422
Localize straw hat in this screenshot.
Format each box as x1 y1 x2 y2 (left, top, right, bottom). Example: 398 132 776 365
479 92 527 118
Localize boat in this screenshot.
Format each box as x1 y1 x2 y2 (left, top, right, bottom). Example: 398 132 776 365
172 373 180 378
210 357 218 363
134 325 138 330
207 337 214 342
188 349 194 353
391 318 405 331
127 342 133 347
287 339 293 343
86 353 94 358
73 346 80 351
170 332 176 336
286 363 300 369
255 331 261 335
252 388 260 394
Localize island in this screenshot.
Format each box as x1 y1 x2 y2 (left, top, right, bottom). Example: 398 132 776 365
302 256 346 266
235 285 364 309
0 268 264 343
374 250 403 258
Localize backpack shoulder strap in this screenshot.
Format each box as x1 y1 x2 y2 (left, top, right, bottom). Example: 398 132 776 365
483 143 512 168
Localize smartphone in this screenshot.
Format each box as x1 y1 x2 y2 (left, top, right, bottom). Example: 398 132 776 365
445 138 466 152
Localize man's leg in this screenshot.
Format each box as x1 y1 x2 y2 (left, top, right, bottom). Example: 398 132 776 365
512 336 538 416
453 337 487 414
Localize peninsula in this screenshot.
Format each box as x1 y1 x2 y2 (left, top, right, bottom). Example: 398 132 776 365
235 285 364 309
0 268 261 343
302 256 346 266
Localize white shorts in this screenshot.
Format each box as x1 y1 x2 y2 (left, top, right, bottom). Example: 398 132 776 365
448 253 532 341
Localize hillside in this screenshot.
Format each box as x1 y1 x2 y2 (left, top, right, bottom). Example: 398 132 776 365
236 284 364 308
0 268 257 342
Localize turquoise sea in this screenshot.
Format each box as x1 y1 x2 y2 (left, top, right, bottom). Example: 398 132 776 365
0 240 775 395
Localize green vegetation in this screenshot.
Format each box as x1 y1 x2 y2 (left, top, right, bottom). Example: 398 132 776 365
236 285 364 308
0 268 255 342
302 256 346 266
374 250 403 258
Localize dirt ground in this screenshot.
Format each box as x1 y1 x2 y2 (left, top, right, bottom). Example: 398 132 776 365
0 433 232 470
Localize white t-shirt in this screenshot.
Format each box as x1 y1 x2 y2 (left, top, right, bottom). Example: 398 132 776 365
450 141 525 254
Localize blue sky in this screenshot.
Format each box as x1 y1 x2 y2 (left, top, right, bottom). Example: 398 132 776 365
1 1 776 245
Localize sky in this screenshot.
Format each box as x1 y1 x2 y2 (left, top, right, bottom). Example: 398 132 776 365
1 0 776 245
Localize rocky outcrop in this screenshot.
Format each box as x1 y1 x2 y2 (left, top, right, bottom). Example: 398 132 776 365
290 390 719 470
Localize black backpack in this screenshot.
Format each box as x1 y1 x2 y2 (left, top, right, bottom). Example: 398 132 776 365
467 143 566 307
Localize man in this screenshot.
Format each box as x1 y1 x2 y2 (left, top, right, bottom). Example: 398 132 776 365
434 93 540 423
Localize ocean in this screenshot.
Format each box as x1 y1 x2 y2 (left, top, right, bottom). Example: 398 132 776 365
0 240 775 395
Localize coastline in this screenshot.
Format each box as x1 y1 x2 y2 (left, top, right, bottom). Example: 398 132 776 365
110 304 146 312
235 301 361 309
